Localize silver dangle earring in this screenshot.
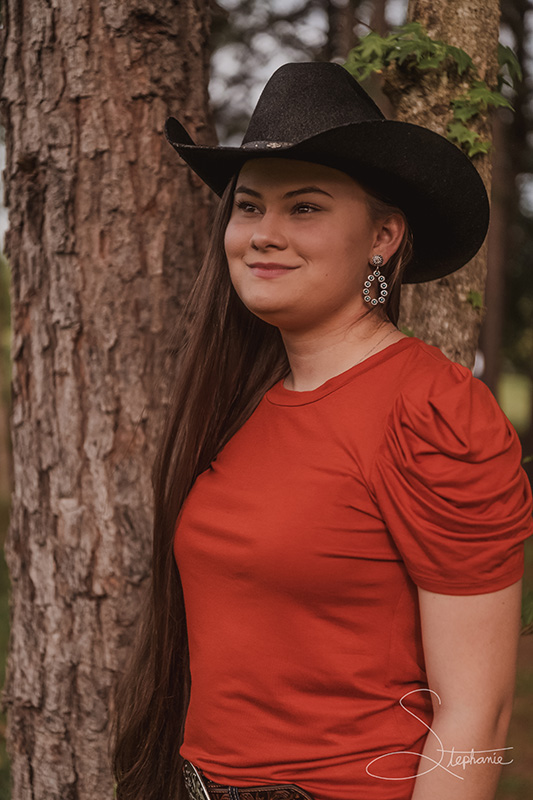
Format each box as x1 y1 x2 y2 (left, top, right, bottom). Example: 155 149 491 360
363 254 388 306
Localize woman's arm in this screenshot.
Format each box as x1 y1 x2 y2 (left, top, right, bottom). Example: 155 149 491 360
411 580 522 800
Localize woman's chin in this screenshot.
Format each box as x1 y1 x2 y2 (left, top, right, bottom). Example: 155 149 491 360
237 292 295 326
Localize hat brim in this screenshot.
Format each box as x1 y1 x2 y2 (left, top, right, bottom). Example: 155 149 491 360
165 118 489 285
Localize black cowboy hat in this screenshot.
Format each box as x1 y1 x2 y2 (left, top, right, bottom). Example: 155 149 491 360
165 61 490 284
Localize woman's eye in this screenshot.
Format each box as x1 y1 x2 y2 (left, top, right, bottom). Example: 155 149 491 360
235 200 259 214
294 203 319 214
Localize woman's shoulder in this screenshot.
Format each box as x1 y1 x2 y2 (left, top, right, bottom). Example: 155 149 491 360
394 335 476 389
392 336 498 416
380 336 515 461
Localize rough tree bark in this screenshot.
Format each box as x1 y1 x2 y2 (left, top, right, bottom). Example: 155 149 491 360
0 2 215 798
0 368 11 504
384 0 500 368
0 258 12 501
0 386 10 500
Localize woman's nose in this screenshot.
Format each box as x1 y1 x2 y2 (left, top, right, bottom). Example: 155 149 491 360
250 213 287 250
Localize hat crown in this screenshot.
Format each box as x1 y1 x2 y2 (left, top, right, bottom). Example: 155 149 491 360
242 62 385 147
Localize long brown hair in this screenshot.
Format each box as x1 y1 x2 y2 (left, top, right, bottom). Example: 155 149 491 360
111 165 413 800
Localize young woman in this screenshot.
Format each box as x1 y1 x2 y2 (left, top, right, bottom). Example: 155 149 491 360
112 62 533 800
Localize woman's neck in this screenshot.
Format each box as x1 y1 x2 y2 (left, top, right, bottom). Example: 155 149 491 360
280 315 406 392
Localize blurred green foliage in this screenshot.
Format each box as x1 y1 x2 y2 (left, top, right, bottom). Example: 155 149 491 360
499 372 533 437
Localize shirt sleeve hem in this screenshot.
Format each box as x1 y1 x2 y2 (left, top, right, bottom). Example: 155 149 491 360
409 562 525 596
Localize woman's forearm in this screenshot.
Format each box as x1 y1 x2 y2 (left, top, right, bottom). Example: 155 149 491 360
412 583 522 800
410 706 513 800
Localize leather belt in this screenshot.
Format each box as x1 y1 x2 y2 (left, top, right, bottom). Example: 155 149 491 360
182 760 315 800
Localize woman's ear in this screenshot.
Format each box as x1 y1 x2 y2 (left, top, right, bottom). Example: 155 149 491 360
372 213 406 262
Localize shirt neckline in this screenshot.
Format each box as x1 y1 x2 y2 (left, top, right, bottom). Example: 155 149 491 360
266 336 421 406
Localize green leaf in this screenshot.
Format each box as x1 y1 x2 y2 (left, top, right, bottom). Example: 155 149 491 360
400 326 415 337
344 33 393 80
395 39 430 60
418 55 446 70
396 49 421 67
466 139 492 156
357 31 390 62
467 80 514 111
466 290 484 309
446 45 475 76
522 454 533 465
343 56 376 82
400 21 431 38
451 100 480 123
498 75 514 90
447 120 480 147
497 43 523 84
447 121 491 157
346 60 382 82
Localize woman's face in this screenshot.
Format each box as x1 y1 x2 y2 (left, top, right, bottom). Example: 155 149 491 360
224 158 401 334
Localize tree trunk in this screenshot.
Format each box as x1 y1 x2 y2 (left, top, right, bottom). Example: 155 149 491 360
0 256 12 501
480 110 509 395
0 370 11 503
0 383 10 500
0 2 215 798
322 0 362 63
370 0 388 36
386 0 500 368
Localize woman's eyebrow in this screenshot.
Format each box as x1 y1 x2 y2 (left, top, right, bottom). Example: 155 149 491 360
284 186 333 199
234 185 333 198
235 185 262 197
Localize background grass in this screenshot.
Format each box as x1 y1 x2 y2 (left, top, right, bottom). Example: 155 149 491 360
499 373 532 437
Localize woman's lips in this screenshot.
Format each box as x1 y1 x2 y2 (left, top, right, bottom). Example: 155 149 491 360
247 262 299 278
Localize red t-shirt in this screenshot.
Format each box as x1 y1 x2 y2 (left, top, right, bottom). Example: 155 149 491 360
174 336 533 800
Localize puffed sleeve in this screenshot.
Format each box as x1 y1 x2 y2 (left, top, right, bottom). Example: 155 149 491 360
370 362 533 595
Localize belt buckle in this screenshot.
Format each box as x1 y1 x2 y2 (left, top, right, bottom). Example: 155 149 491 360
182 760 212 800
